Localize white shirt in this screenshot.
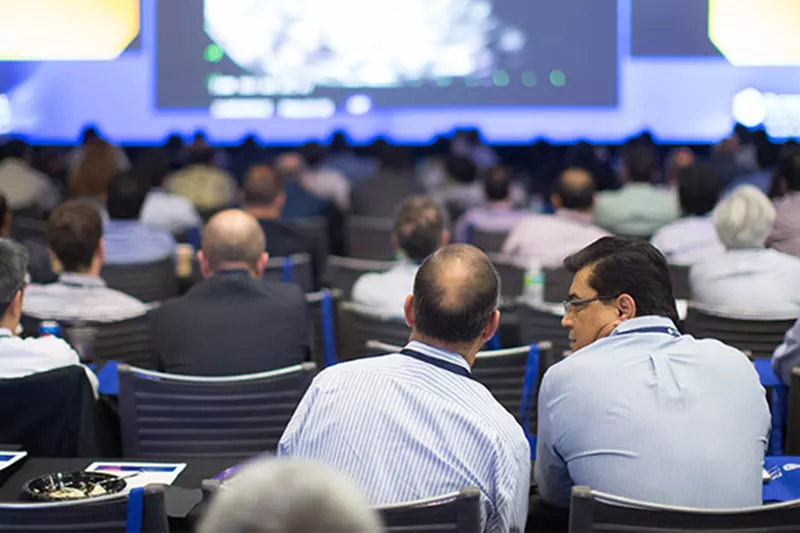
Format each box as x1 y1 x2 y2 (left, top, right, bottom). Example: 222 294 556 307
0 328 98 396
690 248 800 318
302 168 351 211
651 216 726 266
0 158 59 211
351 261 417 317
140 189 202 235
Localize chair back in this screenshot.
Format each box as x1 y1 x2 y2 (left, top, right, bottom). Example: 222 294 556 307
669 265 691 300
377 487 482 533
101 257 178 303
544 267 573 303
118 363 317 460
569 485 800 533
64 314 153 368
290 216 329 258
306 289 341 368
683 306 795 359
346 216 396 260
11 217 46 243
786 368 800 455
262 254 314 293
516 300 570 355
490 254 525 302
470 228 508 254
0 485 168 533
337 303 410 361
323 256 396 300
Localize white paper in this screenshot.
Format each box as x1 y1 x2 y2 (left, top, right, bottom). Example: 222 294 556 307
0 451 26 472
85 462 187 492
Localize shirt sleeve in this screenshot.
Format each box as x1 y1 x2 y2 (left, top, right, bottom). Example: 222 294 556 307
534 374 573 508
773 318 800 386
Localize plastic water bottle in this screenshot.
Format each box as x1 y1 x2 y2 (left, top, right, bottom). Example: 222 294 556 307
39 320 60 337
524 260 545 304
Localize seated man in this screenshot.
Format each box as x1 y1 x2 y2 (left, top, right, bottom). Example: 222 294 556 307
23 202 148 323
352 196 449 316
137 148 202 236
0 239 97 395
453 166 528 243
535 237 769 508
103 170 176 265
280 245 530 533
691 185 800 317
243 165 322 288
150 209 309 376
773 318 800 386
165 147 237 213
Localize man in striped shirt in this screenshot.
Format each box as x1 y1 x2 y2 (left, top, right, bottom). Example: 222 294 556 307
279 244 530 533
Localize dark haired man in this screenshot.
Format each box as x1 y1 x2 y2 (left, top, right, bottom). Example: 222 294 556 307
535 237 769 509
453 166 527 243
280 244 530 533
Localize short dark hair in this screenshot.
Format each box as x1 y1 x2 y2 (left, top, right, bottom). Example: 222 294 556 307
300 142 326 168
0 239 28 315
189 148 215 166
676 163 720 216
483 167 510 201
46 201 103 272
413 244 499 344
623 145 657 183
394 196 448 263
107 170 149 220
564 237 679 324
136 148 171 188
554 168 596 210
3 139 27 160
777 153 800 192
243 165 283 205
445 155 478 184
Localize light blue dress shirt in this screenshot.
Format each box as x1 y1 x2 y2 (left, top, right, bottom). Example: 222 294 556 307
535 316 769 509
140 189 202 235
103 220 176 266
772 318 800 386
279 341 531 533
594 183 680 237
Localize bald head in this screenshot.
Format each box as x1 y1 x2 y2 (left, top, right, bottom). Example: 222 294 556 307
410 244 499 345
201 209 267 276
553 167 596 211
244 165 283 206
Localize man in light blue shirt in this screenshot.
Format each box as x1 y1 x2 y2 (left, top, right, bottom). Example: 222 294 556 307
103 170 176 265
280 245 530 533
772 319 800 386
535 237 769 509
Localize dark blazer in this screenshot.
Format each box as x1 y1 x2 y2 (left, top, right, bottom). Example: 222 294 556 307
150 271 309 376
258 218 322 288
351 171 425 218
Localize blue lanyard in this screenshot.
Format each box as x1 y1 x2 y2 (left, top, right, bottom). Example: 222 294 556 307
399 348 475 381
611 326 681 338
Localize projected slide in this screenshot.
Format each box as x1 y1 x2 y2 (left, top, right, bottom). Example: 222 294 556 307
156 0 619 115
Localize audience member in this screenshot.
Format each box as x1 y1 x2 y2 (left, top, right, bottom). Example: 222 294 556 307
352 196 449 316
535 237 769 508
103 171 176 265
766 153 800 258
454 166 528 242
451 128 498 170
433 155 482 211
663 147 695 186
23 202 147 323
243 165 322 287
0 140 59 212
199 458 382 533
651 163 725 265
164 147 237 212
275 153 330 221
0 239 97 394
67 139 120 203
502 167 607 268
280 244 530 533
324 131 376 183
137 148 202 236
350 145 424 218
67 126 130 174
594 145 679 237
691 185 800 316
773 318 800 387
725 132 780 195
299 142 350 212
0 195 56 284
150 210 309 376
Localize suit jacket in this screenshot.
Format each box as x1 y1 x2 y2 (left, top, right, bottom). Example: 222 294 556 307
258 218 322 289
150 271 310 376
351 171 425 218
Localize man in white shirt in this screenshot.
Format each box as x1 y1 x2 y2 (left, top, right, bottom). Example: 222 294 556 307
136 149 202 236
352 196 450 316
300 142 350 212
0 140 59 212
0 239 97 395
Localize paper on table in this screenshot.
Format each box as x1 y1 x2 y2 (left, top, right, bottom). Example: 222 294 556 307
0 451 26 472
85 462 187 492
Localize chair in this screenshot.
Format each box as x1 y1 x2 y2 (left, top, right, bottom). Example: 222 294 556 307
306 289 341 368
337 303 410 361
11 217 46 243
544 267 573 303
516 299 571 355
683 305 796 359
785 368 800 455
65 314 153 368
470 227 508 254
323 255 396 300
345 216 396 260
0 485 168 533
489 254 525 302
262 253 314 293
568 485 800 533
669 265 691 300
101 257 178 303
117 362 317 460
377 487 482 533
290 216 329 259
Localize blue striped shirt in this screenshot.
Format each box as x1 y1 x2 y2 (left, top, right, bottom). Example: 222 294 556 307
278 341 530 533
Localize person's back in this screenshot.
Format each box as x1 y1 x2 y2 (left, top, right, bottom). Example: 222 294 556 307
767 153 800 258
351 145 424 218
275 153 330 221
0 140 59 212
454 166 527 242
136 148 202 236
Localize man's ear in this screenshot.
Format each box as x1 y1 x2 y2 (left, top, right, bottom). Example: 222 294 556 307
256 253 269 276
616 294 637 320
197 250 211 279
403 294 415 328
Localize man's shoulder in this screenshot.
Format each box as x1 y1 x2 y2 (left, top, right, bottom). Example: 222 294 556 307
261 280 306 302
16 334 78 359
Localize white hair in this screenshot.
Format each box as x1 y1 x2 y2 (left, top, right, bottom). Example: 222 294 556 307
713 185 776 249
198 459 383 533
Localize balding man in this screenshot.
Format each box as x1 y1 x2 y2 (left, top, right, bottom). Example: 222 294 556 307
150 209 309 376
280 244 530 533
502 167 608 268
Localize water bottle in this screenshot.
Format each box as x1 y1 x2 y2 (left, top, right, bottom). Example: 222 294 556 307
524 260 545 304
39 320 60 337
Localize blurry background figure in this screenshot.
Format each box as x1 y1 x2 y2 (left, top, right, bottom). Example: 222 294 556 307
0 139 59 214
275 153 330 221
299 142 350 213
663 147 695 187
67 126 129 174
454 166 527 242
136 148 202 236
433 154 482 216
766 153 800 258
0 193 56 283
67 136 121 206
325 130 376 183
351 144 423 218
451 128 498 170
164 145 237 213
198 459 382 533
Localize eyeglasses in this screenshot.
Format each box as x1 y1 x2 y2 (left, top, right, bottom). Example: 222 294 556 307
562 295 619 314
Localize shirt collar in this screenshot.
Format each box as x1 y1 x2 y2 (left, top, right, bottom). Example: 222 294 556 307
403 340 472 373
611 315 680 336
58 273 107 288
555 209 594 225
0 328 13 338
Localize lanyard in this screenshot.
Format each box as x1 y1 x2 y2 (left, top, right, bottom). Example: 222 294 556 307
611 326 681 338
399 348 475 381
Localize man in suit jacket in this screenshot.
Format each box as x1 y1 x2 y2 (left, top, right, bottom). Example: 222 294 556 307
150 209 309 376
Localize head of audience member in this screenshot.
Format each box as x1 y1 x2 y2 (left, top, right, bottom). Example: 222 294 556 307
199 209 267 279
713 185 776 251
275 152 307 182
676 163 720 217
378 144 412 173
483 166 511 205
107 170 149 221
392 196 450 264
621 145 657 184
775 153 800 195
243 165 284 221
0 239 29 333
79 126 101 146
404 244 500 365
2 139 30 163
445 155 478 184
198 459 382 533
68 139 120 199
562 237 678 351
551 167 596 213
187 147 215 167
46 201 105 276
665 147 695 185
329 131 351 154
136 148 171 189
300 142 326 170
